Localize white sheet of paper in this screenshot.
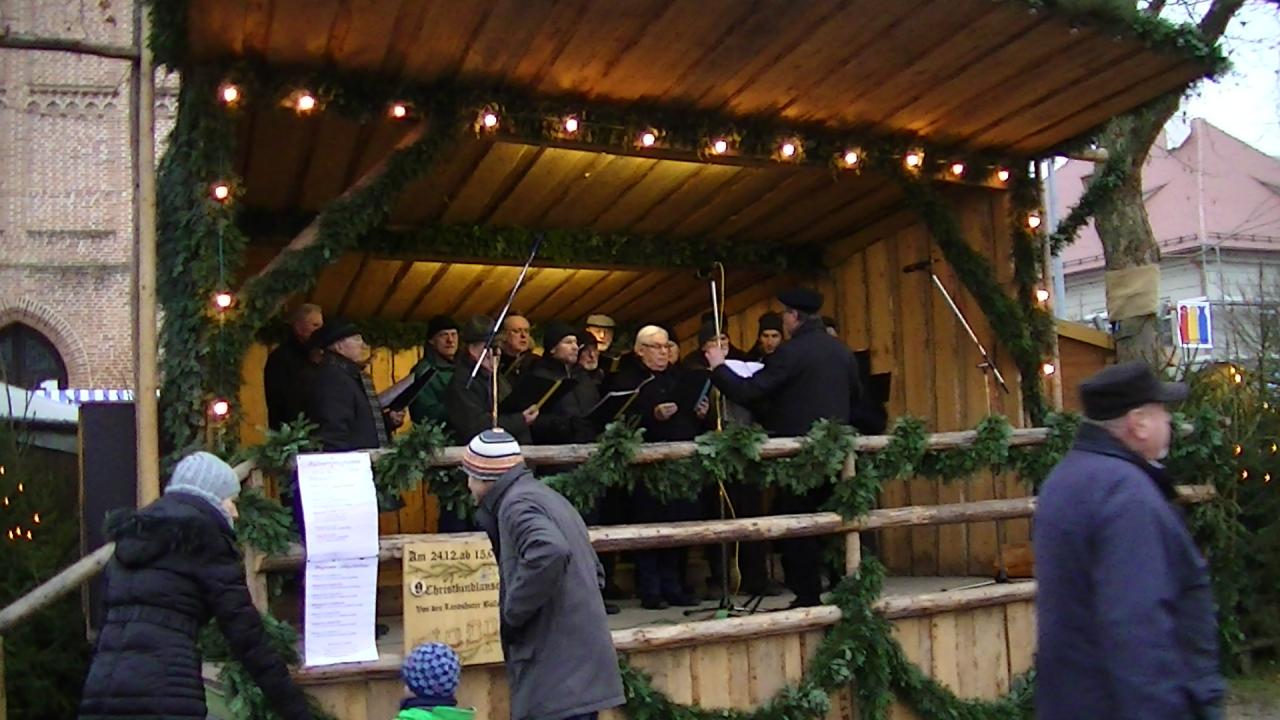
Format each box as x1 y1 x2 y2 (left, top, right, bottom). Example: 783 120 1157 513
724 359 765 378
296 452 379 561
303 558 380 667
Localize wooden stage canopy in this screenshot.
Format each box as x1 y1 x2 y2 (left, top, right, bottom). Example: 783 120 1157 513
182 0 1216 327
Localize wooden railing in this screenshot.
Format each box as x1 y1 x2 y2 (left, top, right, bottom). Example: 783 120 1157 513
0 426 1214 709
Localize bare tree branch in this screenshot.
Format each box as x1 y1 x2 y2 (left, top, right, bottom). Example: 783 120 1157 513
1198 0 1248 41
1145 0 1169 18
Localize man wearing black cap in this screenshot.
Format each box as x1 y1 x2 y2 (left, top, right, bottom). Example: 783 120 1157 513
303 319 405 451
444 315 537 446
705 287 865 607
1034 361 1221 720
408 315 460 426
523 321 600 446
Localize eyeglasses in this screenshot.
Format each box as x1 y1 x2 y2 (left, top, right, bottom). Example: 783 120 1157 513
639 342 665 350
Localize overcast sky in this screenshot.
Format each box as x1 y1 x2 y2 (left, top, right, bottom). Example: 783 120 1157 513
1164 2 1280 156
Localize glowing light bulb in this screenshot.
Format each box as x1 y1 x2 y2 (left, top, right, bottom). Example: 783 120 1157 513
712 139 728 155
210 399 230 418
220 84 240 104
16 483 21 493
25 530 31 541
843 150 860 166
390 103 408 119
1042 362 1056 376
296 93 317 112
905 152 923 169
780 142 796 158
949 162 965 177
1035 288 1051 303
640 131 657 147
1027 214 1042 229
1265 473 1272 483
1269 443 1277 454
1233 444 1243 457
5 530 11 541
997 168 1011 182
32 513 40 524
212 183 231 202
214 292 234 310
1233 372 1244 384
1241 469 1249 480
563 116 579 133
482 112 498 129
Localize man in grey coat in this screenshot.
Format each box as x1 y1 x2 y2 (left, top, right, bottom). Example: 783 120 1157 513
465 428 624 720
1035 361 1222 720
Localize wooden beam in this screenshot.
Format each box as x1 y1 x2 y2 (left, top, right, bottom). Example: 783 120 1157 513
244 121 428 290
289 582 1039 684
132 0 160 504
256 486 1214 571
0 33 138 60
0 544 115 633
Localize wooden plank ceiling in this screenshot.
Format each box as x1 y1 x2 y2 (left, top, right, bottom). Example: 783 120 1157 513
187 0 1210 153
202 0 1212 326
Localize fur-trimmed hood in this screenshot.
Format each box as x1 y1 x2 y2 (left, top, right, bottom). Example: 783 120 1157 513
106 493 237 568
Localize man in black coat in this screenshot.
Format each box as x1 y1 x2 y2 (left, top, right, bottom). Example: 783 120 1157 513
302 319 405 452
705 288 865 607
609 325 705 609
263 303 323 430
445 315 537 446
79 452 311 720
525 321 600 446
1035 363 1221 720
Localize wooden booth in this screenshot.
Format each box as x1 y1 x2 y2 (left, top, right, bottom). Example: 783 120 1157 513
147 1 1218 718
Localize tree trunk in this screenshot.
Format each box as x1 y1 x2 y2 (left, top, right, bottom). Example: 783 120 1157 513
1091 0 1244 364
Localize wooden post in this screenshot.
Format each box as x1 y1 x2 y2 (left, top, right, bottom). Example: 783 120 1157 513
131 0 160 505
1041 231 1064 411
840 450 861 575
0 633 7 720
243 470 270 612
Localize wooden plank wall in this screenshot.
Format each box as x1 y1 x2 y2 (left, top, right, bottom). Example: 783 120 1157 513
703 190 1032 576
304 600 1037 720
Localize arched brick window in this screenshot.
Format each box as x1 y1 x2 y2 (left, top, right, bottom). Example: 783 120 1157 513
0 323 69 389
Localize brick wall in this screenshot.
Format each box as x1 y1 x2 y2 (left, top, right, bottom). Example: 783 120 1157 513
0 0 176 388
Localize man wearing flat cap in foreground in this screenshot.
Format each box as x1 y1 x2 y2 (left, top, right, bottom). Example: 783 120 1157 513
705 287 867 607
1034 361 1222 720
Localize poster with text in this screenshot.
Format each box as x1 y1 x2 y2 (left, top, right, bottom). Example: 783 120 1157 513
402 538 502 665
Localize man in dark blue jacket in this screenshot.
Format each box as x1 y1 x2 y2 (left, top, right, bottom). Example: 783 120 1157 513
1034 361 1222 720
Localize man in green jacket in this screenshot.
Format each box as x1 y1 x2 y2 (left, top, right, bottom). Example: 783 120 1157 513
408 315 459 427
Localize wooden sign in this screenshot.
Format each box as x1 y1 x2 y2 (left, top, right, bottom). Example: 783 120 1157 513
402 539 502 665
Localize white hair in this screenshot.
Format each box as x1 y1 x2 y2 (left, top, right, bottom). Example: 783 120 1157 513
634 325 669 351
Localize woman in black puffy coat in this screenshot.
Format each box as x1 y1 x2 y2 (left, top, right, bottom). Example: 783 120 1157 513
78 451 311 720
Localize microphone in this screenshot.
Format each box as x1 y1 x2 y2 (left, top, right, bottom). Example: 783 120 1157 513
902 259 934 274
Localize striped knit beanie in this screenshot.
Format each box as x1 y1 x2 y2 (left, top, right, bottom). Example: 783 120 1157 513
462 429 523 482
401 641 462 701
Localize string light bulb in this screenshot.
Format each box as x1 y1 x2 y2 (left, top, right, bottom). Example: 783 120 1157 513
32 513 40 524
212 183 231 202
1233 444 1243 457
904 151 923 169
639 131 657 147
16 483 21 493
780 142 796 158
210 399 231 419
1265 473 1272 484
842 149 861 167
1035 288 1051 303
214 292 234 310
1269 442 1277 455
1241 469 1249 480
1233 371 1244 384
711 138 729 155
296 92 317 113
563 116 580 134
482 111 498 129
25 530 31 541
1042 362 1056 376
949 162 965 177
390 103 409 119
219 83 240 105
997 168 1011 182
1027 213 1042 229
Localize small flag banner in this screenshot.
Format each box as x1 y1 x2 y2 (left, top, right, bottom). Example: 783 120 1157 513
1176 301 1213 349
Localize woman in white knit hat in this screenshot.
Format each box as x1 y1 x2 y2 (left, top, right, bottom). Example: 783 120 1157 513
78 452 311 720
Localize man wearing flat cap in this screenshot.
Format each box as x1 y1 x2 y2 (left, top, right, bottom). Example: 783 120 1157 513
1034 361 1222 720
705 287 867 608
303 318 405 452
